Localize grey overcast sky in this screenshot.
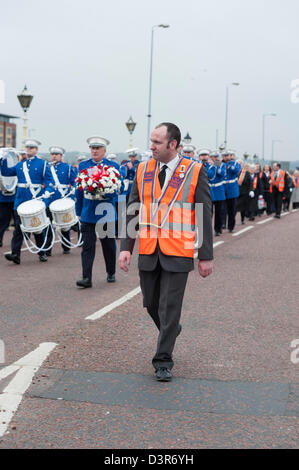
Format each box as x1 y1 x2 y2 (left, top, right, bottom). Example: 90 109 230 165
1 0 299 160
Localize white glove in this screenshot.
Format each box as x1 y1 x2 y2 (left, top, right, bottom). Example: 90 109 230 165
249 191 254 198
290 188 293 192
123 180 130 192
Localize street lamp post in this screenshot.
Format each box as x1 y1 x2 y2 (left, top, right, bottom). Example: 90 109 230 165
125 116 137 149
17 85 33 148
224 82 239 149
262 113 276 160
146 24 170 149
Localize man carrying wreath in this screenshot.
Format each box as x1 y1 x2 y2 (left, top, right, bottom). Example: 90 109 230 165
75 136 122 288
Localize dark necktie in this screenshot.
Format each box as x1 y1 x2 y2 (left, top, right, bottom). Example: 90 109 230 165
158 164 168 188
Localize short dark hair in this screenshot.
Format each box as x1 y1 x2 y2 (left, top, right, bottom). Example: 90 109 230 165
155 122 181 149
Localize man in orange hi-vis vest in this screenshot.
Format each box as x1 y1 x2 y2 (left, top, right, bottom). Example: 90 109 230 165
271 162 286 218
119 122 213 382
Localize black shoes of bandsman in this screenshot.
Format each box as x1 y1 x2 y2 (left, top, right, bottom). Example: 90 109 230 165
5 253 20 264
76 278 92 288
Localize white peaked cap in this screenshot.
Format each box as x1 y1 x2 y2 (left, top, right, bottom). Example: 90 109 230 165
23 139 41 148
77 154 88 161
87 136 110 147
183 145 196 152
198 149 210 156
126 147 139 156
49 146 65 154
106 153 118 160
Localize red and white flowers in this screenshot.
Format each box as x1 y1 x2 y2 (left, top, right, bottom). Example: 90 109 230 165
76 164 122 199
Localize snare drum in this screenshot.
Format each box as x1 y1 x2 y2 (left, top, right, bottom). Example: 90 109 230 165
17 199 49 234
0 148 18 195
49 197 78 231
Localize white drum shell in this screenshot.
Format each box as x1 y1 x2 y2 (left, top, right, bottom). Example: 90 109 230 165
49 198 77 231
0 148 18 194
17 199 49 234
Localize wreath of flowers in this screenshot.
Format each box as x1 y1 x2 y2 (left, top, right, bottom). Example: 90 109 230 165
76 164 122 199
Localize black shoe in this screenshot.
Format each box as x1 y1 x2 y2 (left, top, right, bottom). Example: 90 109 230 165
155 367 172 382
63 250 70 255
39 254 48 262
177 324 182 337
229 229 234 233
0 240 2 247
107 274 116 283
274 214 280 219
215 231 221 237
222 225 226 230
46 251 52 257
241 220 245 225
76 278 92 288
5 253 20 264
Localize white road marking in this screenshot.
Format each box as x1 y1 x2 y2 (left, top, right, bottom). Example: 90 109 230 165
85 287 141 321
292 209 299 213
281 212 289 217
256 217 274 225
232 226 254 237
0 342 57 438
213 241 225 248
194 240 224 258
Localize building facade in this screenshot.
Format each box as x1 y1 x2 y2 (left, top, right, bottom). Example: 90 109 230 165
0 113 18 148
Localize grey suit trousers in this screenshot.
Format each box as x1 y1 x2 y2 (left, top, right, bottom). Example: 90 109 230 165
139 257 189 370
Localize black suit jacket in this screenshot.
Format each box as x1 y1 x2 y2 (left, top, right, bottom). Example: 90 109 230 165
120 163 213 272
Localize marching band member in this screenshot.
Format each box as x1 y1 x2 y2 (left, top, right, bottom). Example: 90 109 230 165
120 148 140 201
75 136 122 288
207 151 226 236
198 149 210 166
182 144 196 160
222 150 241 232
0 139 52 264
45 146 77 256
0 182 15 248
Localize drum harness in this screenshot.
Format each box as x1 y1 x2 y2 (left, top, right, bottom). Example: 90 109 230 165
18 161 56 254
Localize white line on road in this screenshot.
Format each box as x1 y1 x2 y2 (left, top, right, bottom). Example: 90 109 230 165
232 226 254 237
213 241 225 248
256 217 274 225
85 287 141 321
0 342 57 438
292 209 299 213
281 212 290 217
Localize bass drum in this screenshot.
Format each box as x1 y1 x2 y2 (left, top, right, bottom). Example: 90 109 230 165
0 148 18 195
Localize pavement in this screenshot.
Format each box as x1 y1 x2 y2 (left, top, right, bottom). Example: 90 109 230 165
0 210 298 449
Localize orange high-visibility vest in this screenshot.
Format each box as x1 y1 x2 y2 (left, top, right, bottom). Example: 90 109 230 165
270 170 285 192
293 176 299 188
238 169 246 186
137 157 202 258
253 175 258 190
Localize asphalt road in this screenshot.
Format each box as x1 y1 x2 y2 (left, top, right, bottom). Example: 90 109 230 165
0 210 298 449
